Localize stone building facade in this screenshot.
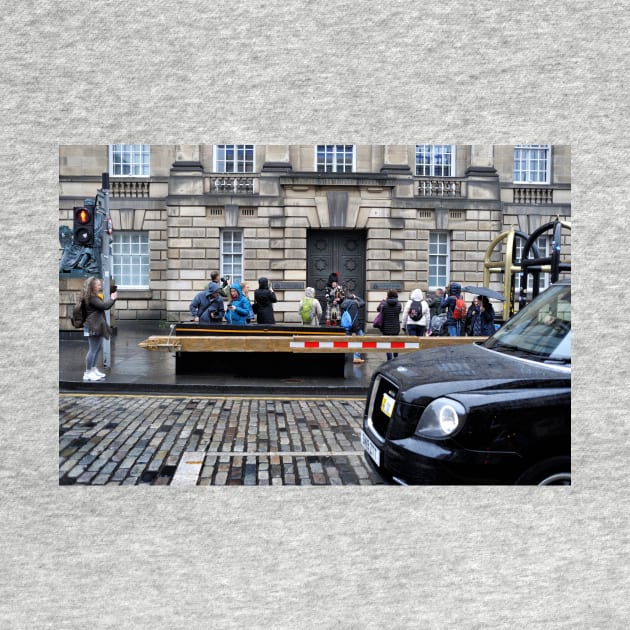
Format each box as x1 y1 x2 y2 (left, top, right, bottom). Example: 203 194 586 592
58 144 571 330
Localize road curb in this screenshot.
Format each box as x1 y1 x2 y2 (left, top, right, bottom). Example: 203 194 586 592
59 380 369 397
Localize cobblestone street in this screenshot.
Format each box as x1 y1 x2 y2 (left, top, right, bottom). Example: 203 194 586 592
59 394 383 485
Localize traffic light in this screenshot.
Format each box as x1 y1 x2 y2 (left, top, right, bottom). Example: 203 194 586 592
73 205 94 246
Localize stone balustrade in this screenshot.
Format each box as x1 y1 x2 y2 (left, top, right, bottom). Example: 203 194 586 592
416 178 463 197
111 180 151 198
513 187 554 204
210 175 257 194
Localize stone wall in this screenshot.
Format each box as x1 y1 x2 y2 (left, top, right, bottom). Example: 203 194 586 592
59 144 572 330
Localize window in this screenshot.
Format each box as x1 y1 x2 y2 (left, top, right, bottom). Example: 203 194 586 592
110 144 150 177
221 230 243 286
428 232 449 290
214 145 255 173
316 145 355 173
513 144 551 184
112 231 150 289
415 145 454 177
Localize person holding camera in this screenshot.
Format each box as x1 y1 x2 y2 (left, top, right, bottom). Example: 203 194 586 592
210 270 231 299
80 276 117 381
189 282 225 324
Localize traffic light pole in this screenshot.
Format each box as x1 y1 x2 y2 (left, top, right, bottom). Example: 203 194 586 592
95 172 113 368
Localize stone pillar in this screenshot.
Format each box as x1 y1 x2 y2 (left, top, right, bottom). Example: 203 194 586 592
383 145 409 167
259 154 292 196
381 145 413 197
265 145 290 163
466 146 499 198
175 144 201 163
470 144 494 168
168 160 204 196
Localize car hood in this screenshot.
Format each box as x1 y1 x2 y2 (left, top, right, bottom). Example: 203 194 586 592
378 342 570 401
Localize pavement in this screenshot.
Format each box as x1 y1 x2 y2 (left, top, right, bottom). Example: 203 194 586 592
59 395 382 485
59 321 384 396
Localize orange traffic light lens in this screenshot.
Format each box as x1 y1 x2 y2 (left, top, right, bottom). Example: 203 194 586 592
75 208 91 224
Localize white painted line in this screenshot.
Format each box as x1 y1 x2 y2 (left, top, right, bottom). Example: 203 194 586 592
170 452 206 486
204 451 365 457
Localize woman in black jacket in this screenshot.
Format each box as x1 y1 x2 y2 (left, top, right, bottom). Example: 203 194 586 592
253 277 277 324
81 276 117 381
378 289 402 360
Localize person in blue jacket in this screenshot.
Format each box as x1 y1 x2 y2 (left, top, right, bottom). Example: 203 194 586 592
225 283 252 325
441 282 463 337
340 293 366 364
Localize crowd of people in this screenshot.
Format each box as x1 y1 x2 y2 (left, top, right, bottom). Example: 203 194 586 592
78 270 498 380
188 272 496 342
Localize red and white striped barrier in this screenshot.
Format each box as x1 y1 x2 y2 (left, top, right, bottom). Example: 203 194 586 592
290 339 421 351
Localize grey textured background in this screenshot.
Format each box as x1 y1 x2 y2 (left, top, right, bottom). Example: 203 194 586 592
1 1 628 627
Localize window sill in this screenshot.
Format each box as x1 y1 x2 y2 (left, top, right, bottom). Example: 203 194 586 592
117 289 152 299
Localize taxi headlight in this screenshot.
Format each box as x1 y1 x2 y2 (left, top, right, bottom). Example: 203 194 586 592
414 398 466 438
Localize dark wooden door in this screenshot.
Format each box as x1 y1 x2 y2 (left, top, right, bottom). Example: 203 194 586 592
307 229 366 325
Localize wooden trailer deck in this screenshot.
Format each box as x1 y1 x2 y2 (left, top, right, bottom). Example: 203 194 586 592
139 323 486 377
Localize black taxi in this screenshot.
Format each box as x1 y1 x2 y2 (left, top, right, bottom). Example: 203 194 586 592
361 280 571 485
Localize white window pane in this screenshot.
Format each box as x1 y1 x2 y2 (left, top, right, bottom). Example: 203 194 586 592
112 231 149 288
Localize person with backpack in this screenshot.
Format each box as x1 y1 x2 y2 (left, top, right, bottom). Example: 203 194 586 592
428 288 446 317
190 281 226 324
377 290 402 360
339 293 365 364
80 276 117 382
441 282 467 336
299 287 322 325
253 277 277 324
402 288 430 337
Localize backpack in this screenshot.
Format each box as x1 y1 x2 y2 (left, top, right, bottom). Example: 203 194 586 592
452 297 467 320
301 297 315 323
341 308 354 331
70 299 87 328
430 313 448 336
408 299 423 321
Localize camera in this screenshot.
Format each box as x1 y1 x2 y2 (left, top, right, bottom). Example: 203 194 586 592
221 275 230 286
110 285 118 293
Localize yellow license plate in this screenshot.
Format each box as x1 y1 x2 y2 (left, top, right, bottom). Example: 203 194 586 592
381 392 395 418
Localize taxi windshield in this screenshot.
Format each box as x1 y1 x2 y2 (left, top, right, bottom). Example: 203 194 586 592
484 282 571 363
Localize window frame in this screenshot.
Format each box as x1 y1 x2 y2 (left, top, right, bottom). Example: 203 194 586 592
315 145 356 173
220 229 244 287
428 231 450 291
111 230 150 290
415 145 455 177
109 144 150 178
513 144 551 184
213 145 256 173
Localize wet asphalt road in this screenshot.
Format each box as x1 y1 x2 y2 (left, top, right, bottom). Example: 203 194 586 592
59 393 385 486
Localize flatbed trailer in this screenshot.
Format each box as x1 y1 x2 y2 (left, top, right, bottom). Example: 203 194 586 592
139 323 486 377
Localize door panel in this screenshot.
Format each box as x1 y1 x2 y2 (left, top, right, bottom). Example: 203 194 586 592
307 230 366 325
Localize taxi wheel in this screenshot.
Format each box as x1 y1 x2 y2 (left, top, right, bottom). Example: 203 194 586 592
516 456 571 486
